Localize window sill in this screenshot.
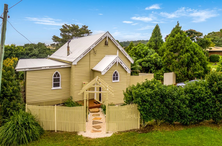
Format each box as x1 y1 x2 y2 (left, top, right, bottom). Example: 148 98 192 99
112 80 119 83
51 87 62 90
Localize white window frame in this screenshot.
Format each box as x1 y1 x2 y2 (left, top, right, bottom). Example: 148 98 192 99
112 70 119 82
52 71 62 90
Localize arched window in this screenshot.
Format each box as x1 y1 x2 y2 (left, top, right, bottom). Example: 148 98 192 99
52 71 61 88
112 71 119 82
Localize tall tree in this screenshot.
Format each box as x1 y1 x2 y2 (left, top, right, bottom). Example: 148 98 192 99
0 58 24 124
161 22 210 82
129 43 162 74
52 24 92 48
185 29 203 42
206 29 222 47
125 42 134 53
147 24 163 53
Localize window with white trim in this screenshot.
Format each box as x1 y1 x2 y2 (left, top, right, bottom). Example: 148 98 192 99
112 71 119 82
53 72 61 88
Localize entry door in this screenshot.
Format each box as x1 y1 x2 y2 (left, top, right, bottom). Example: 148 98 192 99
99 87 102 102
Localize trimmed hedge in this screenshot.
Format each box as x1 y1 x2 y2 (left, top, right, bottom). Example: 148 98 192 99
209 54 220 62
124 72 222 125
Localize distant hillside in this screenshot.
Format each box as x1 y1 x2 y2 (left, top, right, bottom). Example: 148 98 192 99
119 40 149 47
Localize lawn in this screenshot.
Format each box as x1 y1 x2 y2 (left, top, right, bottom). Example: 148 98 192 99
208 62 218 70
25 126 222 146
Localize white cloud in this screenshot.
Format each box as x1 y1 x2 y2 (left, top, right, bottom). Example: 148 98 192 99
160 7 218 22
145 4 161 10
138 25 154 30
99 13 103 15
131 16 153 22
123 21 133 24
26 17 65 26
190 10 218 22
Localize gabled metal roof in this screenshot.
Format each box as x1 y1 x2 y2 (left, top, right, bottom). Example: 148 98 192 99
15 59 71 71
92 55 131 75
49 31 134 65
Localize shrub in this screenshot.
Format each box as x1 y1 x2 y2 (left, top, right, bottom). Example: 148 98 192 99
209 54 220 62
0 110 44 145
182 80 215 124
101 104 106 114
205 71 222 123
64 96 81 107
216 58 222 72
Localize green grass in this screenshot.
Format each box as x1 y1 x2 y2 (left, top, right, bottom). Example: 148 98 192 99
25 126 222 146
208 62 218 70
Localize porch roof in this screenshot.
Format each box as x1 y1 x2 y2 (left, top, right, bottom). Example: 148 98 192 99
92 55 131 75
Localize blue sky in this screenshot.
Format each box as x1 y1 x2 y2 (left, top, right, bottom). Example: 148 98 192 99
1 0 222 45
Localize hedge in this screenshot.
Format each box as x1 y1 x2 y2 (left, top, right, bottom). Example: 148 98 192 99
124 72 222 125
209 54 220 62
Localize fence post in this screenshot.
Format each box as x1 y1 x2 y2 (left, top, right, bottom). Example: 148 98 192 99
106 91 108 133
137 105 140 129
55 105 57 132
84 92 86 132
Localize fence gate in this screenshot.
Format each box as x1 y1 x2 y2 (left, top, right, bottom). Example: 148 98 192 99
27 105 85 132
107 104 140 132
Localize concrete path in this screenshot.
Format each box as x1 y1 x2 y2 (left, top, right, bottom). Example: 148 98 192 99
78 108 113 138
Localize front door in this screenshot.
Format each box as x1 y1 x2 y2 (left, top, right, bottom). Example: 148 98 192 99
99 87 102 102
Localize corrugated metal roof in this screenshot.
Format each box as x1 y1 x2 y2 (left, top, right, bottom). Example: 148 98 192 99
49 32 106 62
207 47 222 51
15 59 71 71
49 31 134 64
92 55 118 72
92 55 130 75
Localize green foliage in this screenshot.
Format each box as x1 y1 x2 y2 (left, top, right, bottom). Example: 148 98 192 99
161 22 210 82
129 43 162 74
206 30 222 47
183 81 215 124
0 58 24 124
124 76 222 125
216 58 222 72
125 42 134 53
147 24 164 53
101 104 106 114
64 96 81 107
4 43 55 60
120 40 148 47
0 110 44 145
209 54 220 62
185 29 203 42
52 24 92 48
205 71 222 123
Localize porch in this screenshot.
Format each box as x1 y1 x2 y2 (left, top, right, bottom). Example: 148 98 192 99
77 99 102 109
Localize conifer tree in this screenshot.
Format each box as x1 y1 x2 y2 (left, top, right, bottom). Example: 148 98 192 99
147 24 163 53
161 22 210 82
125 42 134 53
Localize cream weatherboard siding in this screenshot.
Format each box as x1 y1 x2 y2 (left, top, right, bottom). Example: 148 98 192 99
93 63 129 104
70 37 131 103
26 68 70 105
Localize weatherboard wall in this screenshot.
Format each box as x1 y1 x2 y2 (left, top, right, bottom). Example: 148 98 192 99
26 68 70 105
70 37 131 102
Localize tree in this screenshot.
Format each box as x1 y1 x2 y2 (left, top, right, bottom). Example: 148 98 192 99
161 22 210 82
206 29 222 47
128 43 162 74
125 42 134 53
0 58 24 124
147 24 163 53
185 29 203 42
52 24 92 48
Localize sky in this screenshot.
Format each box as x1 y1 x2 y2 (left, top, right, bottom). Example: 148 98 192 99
0 0 222 45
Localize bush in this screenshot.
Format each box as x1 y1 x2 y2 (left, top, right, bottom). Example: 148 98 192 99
64 96 81 107
101 104 106 114
216 58 222 72
0 110 44 145
209 54 220 62
205 71 222 123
